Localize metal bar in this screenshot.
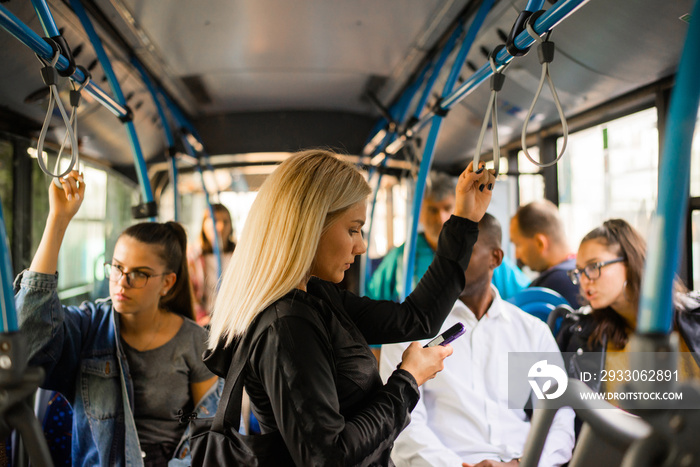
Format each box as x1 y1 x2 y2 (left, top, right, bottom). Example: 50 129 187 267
30 0 60 37
131 57 180 220
637 0 700 334
0 201 18 333
69 0 154 207
401 117 442 300
401 0 494 300
131 58 174 148
390 0 589 155
0 3 128 117
362 61 435 295
442 0 495 99
412 24 463 121
524 0 546 12
164 92 223 276
180 137 222 278
441 0 589 110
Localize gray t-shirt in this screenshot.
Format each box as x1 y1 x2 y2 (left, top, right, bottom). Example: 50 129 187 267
121 317 213 450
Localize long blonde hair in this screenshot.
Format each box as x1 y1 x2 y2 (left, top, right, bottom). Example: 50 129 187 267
208 150 371 348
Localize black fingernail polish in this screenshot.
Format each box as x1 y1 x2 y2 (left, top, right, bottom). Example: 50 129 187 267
488 183 493 190
476 168 484 174
479 184 485 192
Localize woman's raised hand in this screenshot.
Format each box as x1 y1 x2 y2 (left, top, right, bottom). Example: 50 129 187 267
453 161 496 222
49 170 85 223
399 341 453 387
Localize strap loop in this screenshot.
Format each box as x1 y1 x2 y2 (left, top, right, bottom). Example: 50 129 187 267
474 46 508 177
35 39 80 187
520 17 569 169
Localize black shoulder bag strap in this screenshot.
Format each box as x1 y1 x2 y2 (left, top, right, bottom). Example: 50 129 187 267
210 309 276 433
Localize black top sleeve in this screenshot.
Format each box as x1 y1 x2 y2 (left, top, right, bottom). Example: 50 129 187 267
341 215 478 345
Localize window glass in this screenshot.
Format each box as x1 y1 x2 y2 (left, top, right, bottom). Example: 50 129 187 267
693 210 700 291
518 147 542 174
518 174 544 206
557 108 659 248
32 158 138 305
0 139 12 247
690 108 700 197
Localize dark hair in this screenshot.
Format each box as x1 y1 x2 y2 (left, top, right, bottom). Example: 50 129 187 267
200 204 236 254
120 222 194 320
478 213 502 249
581 219 646 349
513 200 567 245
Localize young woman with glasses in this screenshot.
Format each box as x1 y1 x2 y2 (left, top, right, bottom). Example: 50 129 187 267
556 219 700 396
14 170 218 467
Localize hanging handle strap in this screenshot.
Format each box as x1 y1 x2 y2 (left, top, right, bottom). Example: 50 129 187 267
474 45 508 177
35 39 80 187
520 11 569 169
55 65 90 177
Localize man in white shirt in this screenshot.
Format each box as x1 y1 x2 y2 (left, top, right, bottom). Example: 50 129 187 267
379 213 575 467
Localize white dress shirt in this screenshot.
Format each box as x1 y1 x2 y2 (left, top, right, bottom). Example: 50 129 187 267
379 285 575 467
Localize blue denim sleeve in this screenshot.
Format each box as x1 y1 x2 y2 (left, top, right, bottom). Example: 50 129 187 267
13 269 99 401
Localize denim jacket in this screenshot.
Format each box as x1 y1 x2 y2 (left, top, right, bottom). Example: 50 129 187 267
14 270 220 467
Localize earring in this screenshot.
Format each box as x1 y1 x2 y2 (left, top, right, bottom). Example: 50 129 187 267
622 280 631 301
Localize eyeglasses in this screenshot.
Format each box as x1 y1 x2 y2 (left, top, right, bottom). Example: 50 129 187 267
104 263 165 289
567 258 625 285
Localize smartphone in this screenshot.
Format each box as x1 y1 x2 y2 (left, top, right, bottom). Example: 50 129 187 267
423 322 466 348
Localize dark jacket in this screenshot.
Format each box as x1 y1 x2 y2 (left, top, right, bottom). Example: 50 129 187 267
556 293 700 393
204 216 478 466
530 257 581 308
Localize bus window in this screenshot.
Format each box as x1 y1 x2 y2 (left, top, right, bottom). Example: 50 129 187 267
691 109 700 290
517 147 544 206
557 108 659 247
692 211 700 291
690 109 700 198
0 139 12 244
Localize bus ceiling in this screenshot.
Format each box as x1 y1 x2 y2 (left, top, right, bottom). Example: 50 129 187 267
0 0 695 185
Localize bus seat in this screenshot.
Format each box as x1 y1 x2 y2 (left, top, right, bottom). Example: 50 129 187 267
36 389 73 466
506 287 569 324
520 379 651 467
546 304 574 336
568 412 649 467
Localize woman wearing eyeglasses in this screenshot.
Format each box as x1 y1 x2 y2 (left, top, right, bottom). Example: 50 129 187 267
556 218 700 396
14 170 219 467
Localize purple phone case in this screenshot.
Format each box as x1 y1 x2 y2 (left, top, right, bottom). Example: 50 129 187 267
424 322 466 347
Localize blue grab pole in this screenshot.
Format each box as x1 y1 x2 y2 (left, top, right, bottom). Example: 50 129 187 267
130 58 181 221
412 24 463 121
441 0 589 110
401 117 443 300
180 137 223 279
0 4 128 118
362 38 453 296
69 0 154 210
0 201 18 333
165 93 223 277
30 0 60 37
394 0 589 148
524 0 546 12
130 58 175 148
401 0 494 300
637 0 700 334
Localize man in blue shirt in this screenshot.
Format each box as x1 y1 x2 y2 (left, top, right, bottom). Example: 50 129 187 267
509 199 582 307
367 171 529 302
